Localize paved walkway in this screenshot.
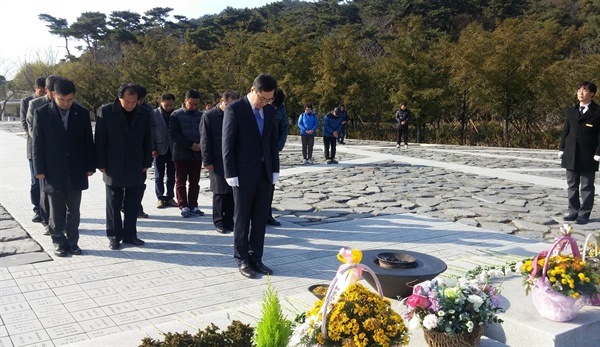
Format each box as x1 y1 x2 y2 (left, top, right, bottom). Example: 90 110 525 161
0 126 596 346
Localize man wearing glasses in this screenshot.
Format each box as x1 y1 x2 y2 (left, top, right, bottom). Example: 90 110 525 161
222 74 280 279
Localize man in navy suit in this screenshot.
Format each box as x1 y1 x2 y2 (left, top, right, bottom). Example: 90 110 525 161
222 74 280 278
32 79 95 257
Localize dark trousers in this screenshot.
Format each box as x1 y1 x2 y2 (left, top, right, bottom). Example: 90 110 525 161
566 170 595 219
174 160 202 209
323 136 337 160
47 189 82 247
232 164 271 264
154 152 175 201
39 179 49 226
397 125 409 145
213 193 234 229
301 135 315 160
338 125 346 143
106 184 143 241
28 160 40 214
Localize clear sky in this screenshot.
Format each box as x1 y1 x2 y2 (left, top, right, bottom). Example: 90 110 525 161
0 0 293 78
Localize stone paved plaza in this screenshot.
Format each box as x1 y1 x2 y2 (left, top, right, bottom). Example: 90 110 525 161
1 124 599 346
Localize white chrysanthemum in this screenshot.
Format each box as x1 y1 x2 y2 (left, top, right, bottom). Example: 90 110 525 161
515 261 523 274
466 320 474 333
467 294 484 309
408 315 422 331
422 314 438 330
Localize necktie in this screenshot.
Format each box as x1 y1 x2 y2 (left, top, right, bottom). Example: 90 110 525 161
254 108 263 136
580 106 585 116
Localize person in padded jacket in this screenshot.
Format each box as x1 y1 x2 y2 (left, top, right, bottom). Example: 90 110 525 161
297 102 318 164
323 107 343 164
169 89 204 218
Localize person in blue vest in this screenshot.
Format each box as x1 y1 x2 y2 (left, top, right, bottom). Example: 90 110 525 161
298 102 318 164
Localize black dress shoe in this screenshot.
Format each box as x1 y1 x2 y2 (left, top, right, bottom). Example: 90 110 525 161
123 238 145 246
215 226 227 234
70 245 83 255
137 211 149 218
54 245 68 257
32 213 43 223
266 217 281 226
575 216 589 225
238 262 256 279
564 213 578 221
108 238 120 250
251 261 273 275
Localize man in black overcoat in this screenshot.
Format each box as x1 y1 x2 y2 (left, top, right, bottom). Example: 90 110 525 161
559 81 600 225
95 83 153 250
200 90 239 233
32 79 95 256
222 74 280 279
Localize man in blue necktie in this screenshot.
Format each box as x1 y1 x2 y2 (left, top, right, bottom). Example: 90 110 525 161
559 81 600 225
222 74 280 279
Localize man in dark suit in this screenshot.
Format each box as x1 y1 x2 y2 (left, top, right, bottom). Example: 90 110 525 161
559 81 600 225
20 76 46 224
222 74 280 279
200 90 239 233
32 79 95 257
152 93 177 209
95 83 153 250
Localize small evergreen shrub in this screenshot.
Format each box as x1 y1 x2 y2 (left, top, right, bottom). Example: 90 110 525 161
253 280 293 347
139 320 254 347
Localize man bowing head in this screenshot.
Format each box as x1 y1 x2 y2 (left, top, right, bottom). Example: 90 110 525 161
222 74 280 279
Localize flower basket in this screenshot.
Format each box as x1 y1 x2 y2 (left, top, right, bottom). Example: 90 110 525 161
583 233 600 306
423 325 484 347
528 234 587 321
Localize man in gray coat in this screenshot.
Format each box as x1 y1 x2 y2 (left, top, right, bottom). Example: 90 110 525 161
26 75 63 234
200 90 238 233
20 76 46 224
152 93 177 209
95 83 153 250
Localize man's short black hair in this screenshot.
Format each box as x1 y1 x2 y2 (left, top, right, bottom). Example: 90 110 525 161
304 102 313 109
46 75 62 92
161 93 175 101
54 79 76 96
118 83 139 98
272 88 285 108
401 102 407 107
185 89 201 100
222 90 239 101
34 77 46 89
252 74 277 93
577 81 597 95
137 85 148 100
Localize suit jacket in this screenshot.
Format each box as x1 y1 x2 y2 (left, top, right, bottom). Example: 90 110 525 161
20 95 34 159
27 95 51 137
152 107 171 156
200 106 231 194
560 100 600 172
32 101 95 193
95 99 153 188
222 97 279 187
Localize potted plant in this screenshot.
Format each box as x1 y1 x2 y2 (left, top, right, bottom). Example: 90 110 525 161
519 223 600 321
288 248 410 347
401 277 503 347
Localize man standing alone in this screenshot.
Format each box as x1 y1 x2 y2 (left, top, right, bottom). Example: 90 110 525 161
32 79 95 256
95 83 153 250
559 81 600 225
223 74 280 278
395 102 411 149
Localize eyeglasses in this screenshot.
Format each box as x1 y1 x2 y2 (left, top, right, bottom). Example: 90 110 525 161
255 90 274 103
